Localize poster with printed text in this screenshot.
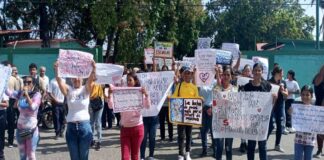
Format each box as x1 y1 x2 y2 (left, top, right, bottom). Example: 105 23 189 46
57 49 93 78
195 49 217 86
0 65 12 100
138 71 174 117
221 43 240 60
144 48 154 64
181 57 196 69
112 87 143 113
216 49 232 65
292 104 324 134
169 98 203 126
197 38 212 49
212 92 273 141
95 63 124 84
154 42 173 58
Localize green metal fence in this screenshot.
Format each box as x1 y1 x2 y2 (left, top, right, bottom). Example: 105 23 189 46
243 49 324 87
0 47 103 79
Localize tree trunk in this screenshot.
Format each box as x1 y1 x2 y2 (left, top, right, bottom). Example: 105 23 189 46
39 1 50 48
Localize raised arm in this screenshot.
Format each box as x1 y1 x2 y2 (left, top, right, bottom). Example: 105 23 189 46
232 51 241 72
86 60 96 92
54 61 68 96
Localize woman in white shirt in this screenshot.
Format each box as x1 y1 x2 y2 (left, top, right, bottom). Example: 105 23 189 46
285 70 300 133
54 60 96 160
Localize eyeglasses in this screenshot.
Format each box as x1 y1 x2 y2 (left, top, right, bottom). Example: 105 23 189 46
23 81 32 85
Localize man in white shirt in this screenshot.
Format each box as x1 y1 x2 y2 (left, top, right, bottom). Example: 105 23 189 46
39 66 49 92
48 78 66 139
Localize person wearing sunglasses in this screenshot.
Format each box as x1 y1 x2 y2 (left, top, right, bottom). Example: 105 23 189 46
5 75 42 160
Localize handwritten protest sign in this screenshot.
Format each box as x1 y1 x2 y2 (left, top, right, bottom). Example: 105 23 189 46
112 87 143 113
221 43 240 60
181 56 196 69
195 49 217 86
95 63 124 84
57 49 93 78
154 42 173 58
292 104 324 134
0 65 12 100
197 38 212 49
144 48 154 64
154 58 173 70
252 56 269 80
270 84 280 95
216 49 232 65
239 58 255 72
212 92 273 140
138 71 174 117
170 98 203 126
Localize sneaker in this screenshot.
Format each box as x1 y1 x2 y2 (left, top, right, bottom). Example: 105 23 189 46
8 145 13 148
314 150 322 158
274 145 285 153
185 152 191 160
95 142 101 151
54 135 59 140
288 127 296 133
239 142 247 153
178 155 184 160
90 140 95 148
283 128 289 135
148 157 154 160
168 138 173 142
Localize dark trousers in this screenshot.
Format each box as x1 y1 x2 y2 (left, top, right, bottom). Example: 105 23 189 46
247 140 267 160
215 138 233 160
0 110 6 159
177 125 192 156
285 99 294 128
267 104 284 146
200 107 216 152
140 116 159 159
101 102 108 128
6 98 18 145
52 103 65 136
115 113 121 127
317 134 324 152
158 107 173 140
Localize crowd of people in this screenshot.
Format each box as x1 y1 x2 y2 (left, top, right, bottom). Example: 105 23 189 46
0 55 323 160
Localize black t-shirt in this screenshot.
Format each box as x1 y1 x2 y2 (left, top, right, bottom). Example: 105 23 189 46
244 80 272 92
314 81 324 106
268 77 287 106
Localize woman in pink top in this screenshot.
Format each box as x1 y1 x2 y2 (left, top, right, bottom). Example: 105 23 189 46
6 75 41 160
108 72 150 160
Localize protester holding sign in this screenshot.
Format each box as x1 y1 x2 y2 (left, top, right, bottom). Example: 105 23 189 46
291 85 316 160
244 63 272 160
5 75 42 160
213 65 238 160
267 66 288 152
313 65 324 158
0 64 9 160
171 66 200 160
54 60 96 160
108 72 150 160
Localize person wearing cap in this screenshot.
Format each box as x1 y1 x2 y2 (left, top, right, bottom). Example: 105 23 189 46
172 66 200 160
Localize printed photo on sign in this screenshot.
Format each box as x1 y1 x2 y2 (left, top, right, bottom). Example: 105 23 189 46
181 56 196 69
144 48 154 64
169 98 203 126
221 43 240 60
57 49 94 78
197 38 212 49
239 58 254 72
212 92 273 141
292 104 324 134
112 87 143 113
154 42 173 58
216 49 232 65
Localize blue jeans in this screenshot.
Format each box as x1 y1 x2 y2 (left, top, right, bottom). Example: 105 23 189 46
52 103 65 136
200 107 216 152
247 140 267 160
268 104 285 146
215 138 233 160
90 106 103 143
294 143 314 160
66 121 93 160
140 116 159 159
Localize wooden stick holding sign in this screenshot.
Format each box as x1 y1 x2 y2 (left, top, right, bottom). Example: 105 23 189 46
169 98 203 127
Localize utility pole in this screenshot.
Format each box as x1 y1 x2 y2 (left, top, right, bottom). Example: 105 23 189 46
316 0 320 49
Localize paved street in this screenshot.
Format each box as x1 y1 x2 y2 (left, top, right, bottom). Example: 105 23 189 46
3 126 322 160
